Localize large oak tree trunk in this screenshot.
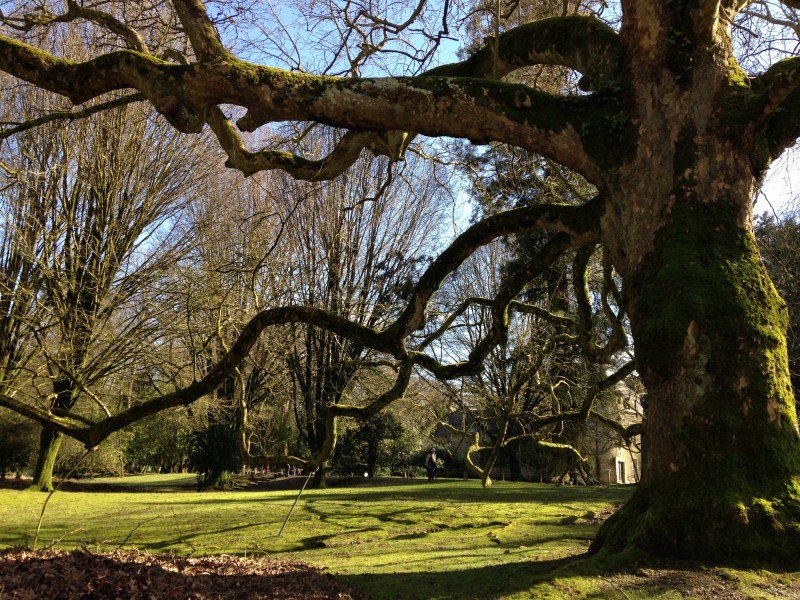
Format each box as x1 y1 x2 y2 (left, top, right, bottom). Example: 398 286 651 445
592 160 800 563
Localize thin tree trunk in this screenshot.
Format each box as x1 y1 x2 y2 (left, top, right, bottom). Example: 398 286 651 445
29 426 63 492
312 463 328 488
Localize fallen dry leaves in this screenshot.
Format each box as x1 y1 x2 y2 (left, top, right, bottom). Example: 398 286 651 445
0 548 369 599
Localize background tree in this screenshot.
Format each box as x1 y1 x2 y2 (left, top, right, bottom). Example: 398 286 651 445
333 411 407 478
165 167 297 485
0 409 37 478
187 422 242 490
757 210 800 408
279 141 448 487
124 410 195 474
429 240 630 487
1 66 207 490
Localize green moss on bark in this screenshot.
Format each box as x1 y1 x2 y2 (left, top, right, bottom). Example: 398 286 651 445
591 475 800 565
603 200 800 564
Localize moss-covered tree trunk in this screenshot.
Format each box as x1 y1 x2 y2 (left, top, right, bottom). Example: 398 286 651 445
593 198 800 561
581 2 800 563
29 375 78 492
590 54 800 559
29 426 63 492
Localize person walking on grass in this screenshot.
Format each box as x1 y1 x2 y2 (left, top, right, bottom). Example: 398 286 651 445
425 448 438 481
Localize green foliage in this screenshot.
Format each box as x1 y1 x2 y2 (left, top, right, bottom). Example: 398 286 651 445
0 410 37 478
55 432 129 478
187 424 242 490
124 410 193 473
333 412 416 477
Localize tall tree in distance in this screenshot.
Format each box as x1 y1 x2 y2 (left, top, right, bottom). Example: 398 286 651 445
281 138 448 487
2 91 204 490
757 209 800 408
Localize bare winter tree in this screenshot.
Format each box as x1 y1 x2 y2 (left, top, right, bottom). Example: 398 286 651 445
278 136 449 486
1 82 205 490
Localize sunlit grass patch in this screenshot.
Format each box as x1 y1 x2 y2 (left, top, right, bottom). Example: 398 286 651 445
2 477 795 599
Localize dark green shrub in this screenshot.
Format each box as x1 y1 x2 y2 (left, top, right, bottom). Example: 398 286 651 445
187 424 241 490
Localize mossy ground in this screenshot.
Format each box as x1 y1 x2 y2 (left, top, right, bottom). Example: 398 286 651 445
0 475 798 599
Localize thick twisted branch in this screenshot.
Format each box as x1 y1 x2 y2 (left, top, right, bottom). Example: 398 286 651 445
391 197 603 339
206 107 411 179
0 197 602 448
0 93 145 141
0 12 621 182
411 233 577 379
419 297 574 351
427 15 625 91
749 56 800 158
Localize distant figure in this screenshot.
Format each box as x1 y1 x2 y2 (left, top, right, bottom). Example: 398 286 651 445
425 448 438 481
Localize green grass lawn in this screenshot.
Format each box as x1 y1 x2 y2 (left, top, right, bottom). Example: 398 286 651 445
1 476 797 599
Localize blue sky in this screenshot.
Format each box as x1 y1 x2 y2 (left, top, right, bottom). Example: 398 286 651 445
755 147 799 217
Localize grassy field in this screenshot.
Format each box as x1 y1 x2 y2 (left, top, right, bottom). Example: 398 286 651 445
1 475 798 599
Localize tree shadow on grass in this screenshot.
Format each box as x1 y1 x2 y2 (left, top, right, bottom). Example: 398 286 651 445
337 554 580 600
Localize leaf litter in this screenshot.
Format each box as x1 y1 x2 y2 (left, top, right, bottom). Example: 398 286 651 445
0 548 369 599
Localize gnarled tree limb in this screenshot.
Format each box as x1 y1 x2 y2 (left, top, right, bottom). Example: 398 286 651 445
427 15 625 91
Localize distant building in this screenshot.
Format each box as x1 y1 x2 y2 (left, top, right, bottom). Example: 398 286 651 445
433 382 643 485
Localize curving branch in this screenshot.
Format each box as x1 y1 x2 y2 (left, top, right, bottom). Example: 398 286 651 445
578 361 638 419
1 1 148 52
4 305 401 448
0 15 620 182
390 197 604 339
0 394 90 442
419 296 575 351
200 13 625 182
750 56 800 159
206 107 412 180
410 233 578 379
426 15 625 91
171 0 226 61
590 410 645 442
0 155 608 466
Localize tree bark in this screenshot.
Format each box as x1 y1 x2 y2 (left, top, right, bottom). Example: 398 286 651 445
2 0 800 564
591 158 800 564
312 463 328 489
29 426 63 492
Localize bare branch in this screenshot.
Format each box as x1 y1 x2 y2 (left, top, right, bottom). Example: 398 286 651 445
0 394 90 442
590 409 645 441
410 233 578 379
391 198 603 339
0 93 145 141
419 296 574 350
578 361 638 419
1 1 148 52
